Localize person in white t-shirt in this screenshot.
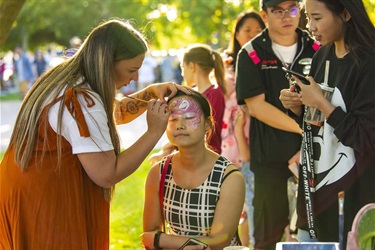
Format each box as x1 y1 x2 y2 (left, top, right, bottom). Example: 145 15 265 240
0 19 188 249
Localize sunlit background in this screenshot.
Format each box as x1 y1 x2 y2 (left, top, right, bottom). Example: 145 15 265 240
2 0 374 53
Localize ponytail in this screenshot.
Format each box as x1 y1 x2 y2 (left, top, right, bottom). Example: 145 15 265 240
212 51 226 95
183 44 226 94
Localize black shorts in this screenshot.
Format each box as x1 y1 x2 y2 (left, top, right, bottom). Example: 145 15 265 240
253 173 291 249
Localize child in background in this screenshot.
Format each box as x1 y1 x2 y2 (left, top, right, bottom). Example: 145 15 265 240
221 11 265 247
179 44 226 154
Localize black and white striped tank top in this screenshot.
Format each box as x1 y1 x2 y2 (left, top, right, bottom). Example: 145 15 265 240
160 155 241 246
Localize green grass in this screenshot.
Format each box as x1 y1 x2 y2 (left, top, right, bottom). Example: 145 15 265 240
0 92 22 101
110 157 151 249
0 150 152 249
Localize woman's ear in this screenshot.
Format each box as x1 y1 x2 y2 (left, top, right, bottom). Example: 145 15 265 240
341 8 351 22
189 62 196 72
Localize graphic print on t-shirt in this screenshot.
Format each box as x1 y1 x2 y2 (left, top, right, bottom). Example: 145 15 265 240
313 88 355 191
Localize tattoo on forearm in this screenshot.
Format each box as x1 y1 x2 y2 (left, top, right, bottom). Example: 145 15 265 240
126 101 140 114
141 91 157 101
114 90 157 122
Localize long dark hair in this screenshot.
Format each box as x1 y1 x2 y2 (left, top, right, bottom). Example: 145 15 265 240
226 11 266 68
318 0 375 66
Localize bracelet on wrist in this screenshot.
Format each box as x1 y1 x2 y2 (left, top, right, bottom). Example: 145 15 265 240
154 231 163 250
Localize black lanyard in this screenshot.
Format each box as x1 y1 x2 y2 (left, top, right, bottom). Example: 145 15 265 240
301 118 318 239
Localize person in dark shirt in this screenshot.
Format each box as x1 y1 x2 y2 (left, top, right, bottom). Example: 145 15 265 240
280 0 375 246
236 0 319 248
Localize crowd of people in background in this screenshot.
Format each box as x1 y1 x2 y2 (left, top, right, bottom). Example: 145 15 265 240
0 43 184 99
1 0 375 249
0 41 72 97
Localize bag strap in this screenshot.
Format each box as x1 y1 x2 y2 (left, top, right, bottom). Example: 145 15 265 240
159 155 173 232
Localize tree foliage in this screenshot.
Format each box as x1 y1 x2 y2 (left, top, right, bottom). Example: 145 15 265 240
2 0 375 52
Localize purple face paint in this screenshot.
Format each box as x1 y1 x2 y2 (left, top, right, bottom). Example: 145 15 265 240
169 97 202 129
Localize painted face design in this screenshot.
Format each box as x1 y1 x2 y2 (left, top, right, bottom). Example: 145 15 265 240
169 97 202 129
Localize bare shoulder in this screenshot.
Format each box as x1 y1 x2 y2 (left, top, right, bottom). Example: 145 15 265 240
146 161 163 187
220 161 245 199
222 161 244 184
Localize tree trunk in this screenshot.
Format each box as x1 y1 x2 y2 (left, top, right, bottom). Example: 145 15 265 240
0 0 26 49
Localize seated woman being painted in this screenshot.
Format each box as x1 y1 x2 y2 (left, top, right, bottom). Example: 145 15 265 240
141 87 245 249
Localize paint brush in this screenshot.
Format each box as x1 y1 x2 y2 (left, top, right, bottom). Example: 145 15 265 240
124 95 149 103
338 191 345 250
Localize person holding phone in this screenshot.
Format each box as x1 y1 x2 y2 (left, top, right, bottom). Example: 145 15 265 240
142 88 245 249
279 0 375 245
235 0 319 249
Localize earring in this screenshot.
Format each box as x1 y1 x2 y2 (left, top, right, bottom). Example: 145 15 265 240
342 9 351 22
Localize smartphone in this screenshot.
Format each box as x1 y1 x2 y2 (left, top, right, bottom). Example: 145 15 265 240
282 67 310 85
179 238 208 250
